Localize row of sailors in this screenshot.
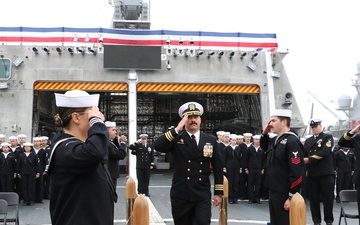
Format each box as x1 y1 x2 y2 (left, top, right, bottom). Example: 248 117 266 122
216 131 267 204
0 135 51 206
215 129 356 206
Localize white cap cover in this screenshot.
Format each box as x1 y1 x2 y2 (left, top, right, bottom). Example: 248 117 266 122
55 90 99 108
270 109 292 118
105 121 116 128
178 102 204 118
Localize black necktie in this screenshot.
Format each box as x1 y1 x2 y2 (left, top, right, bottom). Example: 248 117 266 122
191 135 197 146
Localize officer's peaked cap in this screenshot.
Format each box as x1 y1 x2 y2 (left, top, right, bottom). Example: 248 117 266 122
178 102 203 118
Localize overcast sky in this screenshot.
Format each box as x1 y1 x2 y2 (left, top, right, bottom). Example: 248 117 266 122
1 0 359 126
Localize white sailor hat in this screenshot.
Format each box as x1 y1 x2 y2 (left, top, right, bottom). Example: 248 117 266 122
17 134 26 138
253 135 261 139
309 119 322 126
178 102 203 118
229 134 238 140
9 136 17 140
33 137 42 141
237 135 244 139
270 109 292 118
216 131 225 135
139 134 148 139
0 134 5 138
55 90 99 108
23 142 33 147
105 121 116 128
243 133 253 137
223 132 230 136
1 143 10 147
40 136 49 140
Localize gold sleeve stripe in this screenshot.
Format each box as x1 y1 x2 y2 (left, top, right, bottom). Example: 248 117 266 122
310 155 323 160
165 131 174 142
215 184 224 190
344 133 352 141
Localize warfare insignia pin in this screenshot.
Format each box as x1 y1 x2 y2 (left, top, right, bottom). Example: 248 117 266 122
326 140 332 147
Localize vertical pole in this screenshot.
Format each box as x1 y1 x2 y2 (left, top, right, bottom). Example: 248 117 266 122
219 175 228 225
128 70 138 181
126 176 136 225
265 51 276 111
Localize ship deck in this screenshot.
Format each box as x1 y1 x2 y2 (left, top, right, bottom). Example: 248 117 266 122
12 170 358 225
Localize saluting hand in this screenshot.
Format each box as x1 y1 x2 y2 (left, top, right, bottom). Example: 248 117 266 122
351 124 360 134
175 114 188 133
87 106 105 121
263 120 272 135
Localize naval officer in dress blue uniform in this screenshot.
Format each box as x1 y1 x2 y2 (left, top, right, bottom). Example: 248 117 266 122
304 119 335 225
154 102 224 225
129 133 154 197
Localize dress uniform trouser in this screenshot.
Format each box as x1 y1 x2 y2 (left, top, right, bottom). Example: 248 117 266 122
336 171 352 199
269 190 289 225
171 197 211 225
136 168 150 196
226 167 239 201
22 174 36 203
308 175 334 224
35 174 43 202
0 174 14 192
248 168 261 202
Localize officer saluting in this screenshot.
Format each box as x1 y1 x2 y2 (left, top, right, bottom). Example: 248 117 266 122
129 133 154 197
154 102 224 225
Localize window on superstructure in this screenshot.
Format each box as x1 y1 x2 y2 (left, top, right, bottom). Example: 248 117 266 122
0 58 11 80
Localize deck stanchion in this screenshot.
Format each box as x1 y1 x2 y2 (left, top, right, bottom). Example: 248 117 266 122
133 194 149 225
126 176 136 225
219 175 228 225
290 192 306 225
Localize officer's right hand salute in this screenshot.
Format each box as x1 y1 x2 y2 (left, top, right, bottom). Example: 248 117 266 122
350 124 360 134
175 114 188 133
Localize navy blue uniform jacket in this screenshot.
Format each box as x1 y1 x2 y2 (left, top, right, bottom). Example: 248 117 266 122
304 132 334 177
48 122 116 225
154 128 224 201
261 132 304 195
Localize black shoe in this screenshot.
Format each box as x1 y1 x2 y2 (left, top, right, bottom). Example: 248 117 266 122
248 201 253 204
314 223 320 225
326 223 333 225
